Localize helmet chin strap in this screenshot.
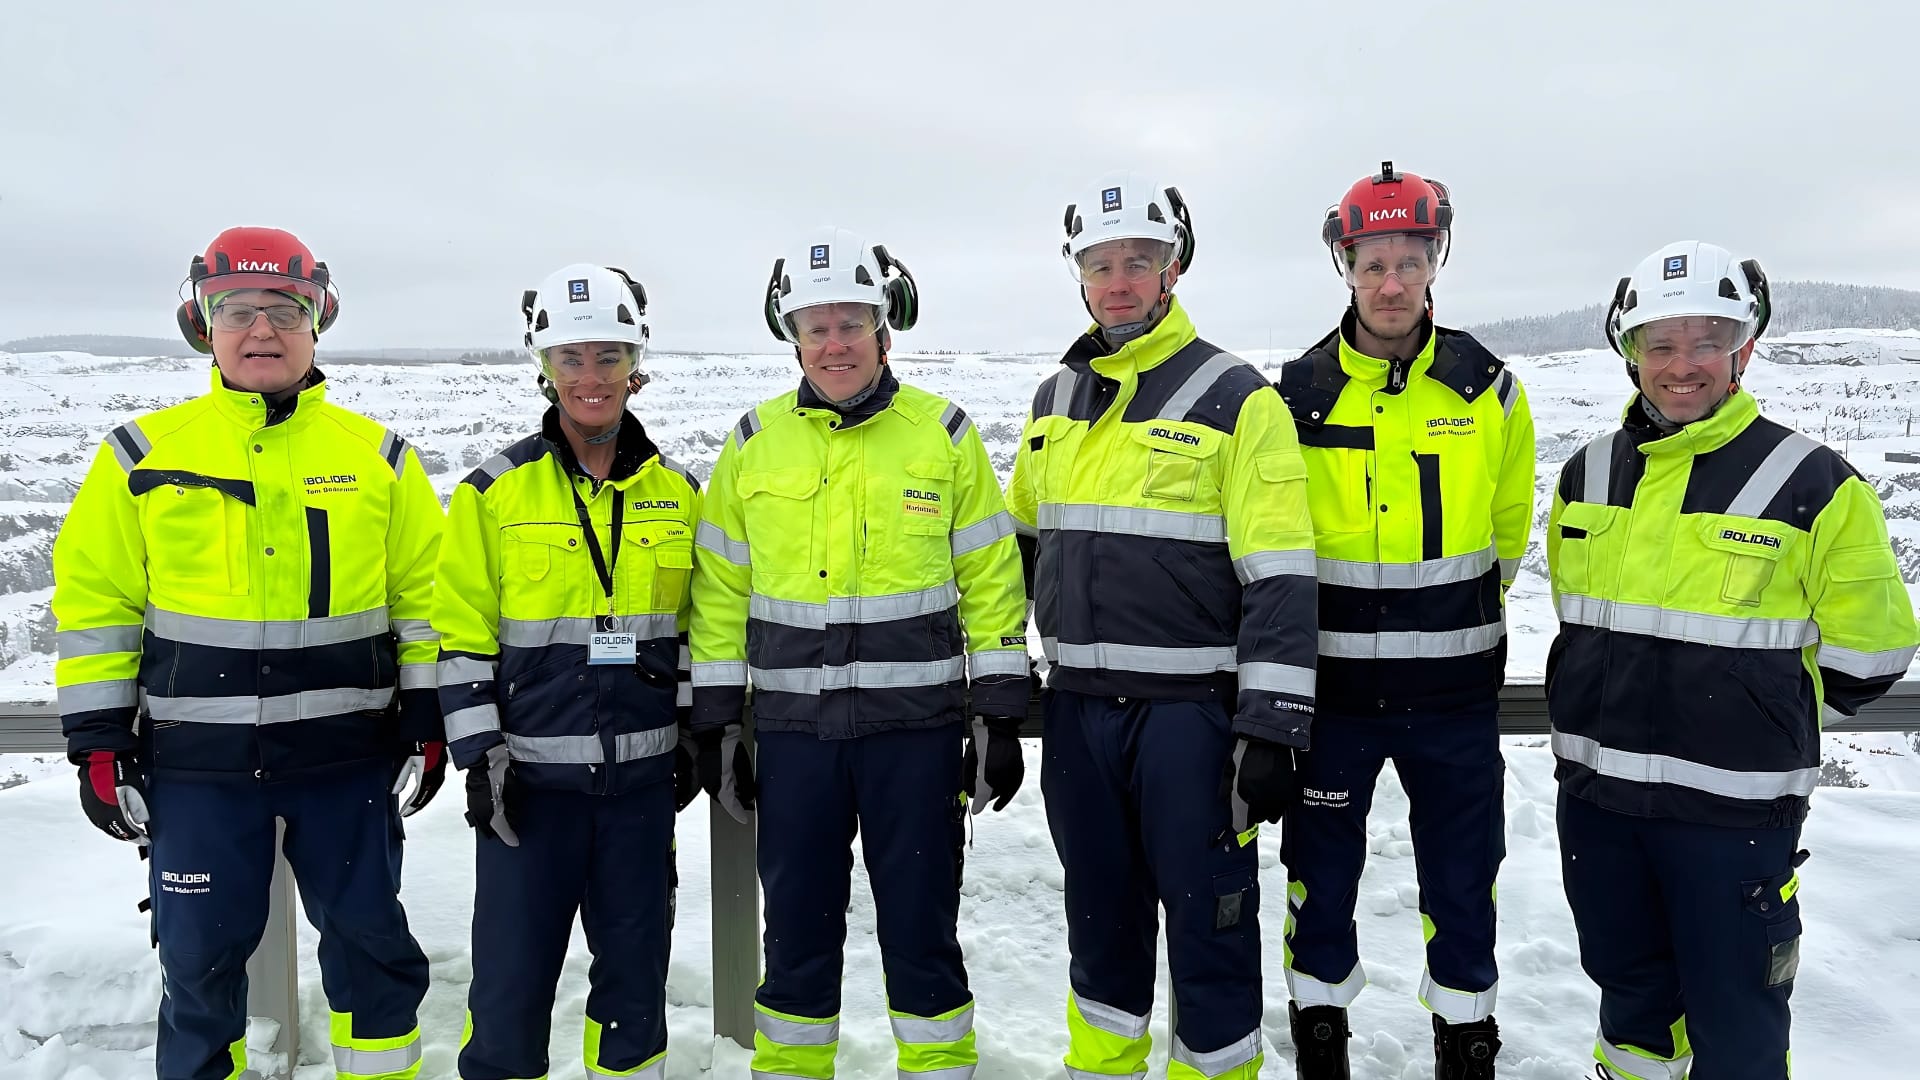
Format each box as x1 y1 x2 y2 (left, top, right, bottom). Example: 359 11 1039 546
1087 274 1171 347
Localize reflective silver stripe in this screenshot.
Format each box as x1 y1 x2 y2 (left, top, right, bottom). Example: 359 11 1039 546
751 583 960 629
1821 701 1848 727
1041 367 1084 418
754 1010 840 1046
1233 548 1316 584
678 642 692 670
1240 662 1315 696
398 663 438 690
1053 641 1236 675
146 686 395 725
616 727 677 761
736 409 765 446
1724 432 1819 519
506 733 603 764
890 1004 975 1045
1496 369 1519 417
146 606 389 650
1012 516 1038 538
1816 640 1916 679
676 680 692 708
1170 1031 1261 1075
1418 969 1497 1024
1499 556 1520 583
750 657 967 695
1159 350 1242 420
333 1040 421 1077
1597 1033 1690 1080
659 454 698 492
1285 960 1366 1009
697 520 752 565
1551 728 1819 800
377 430 410 477
391 618 437 643
58 678 138 713
951 511 1015 558
57 625 143 658
1315 545 1496 590
1554 594 1817 650
498 614 678 648
1036 503 1226 544
693 661 748 686
438 655 498 686
443 704 502 742
900 1067 974 1080
475 454 513 483
1071 994 1149 1040
1319 623 1504 660
939 401 973 444
1583 432 1617 505
1039 636 1059 662
109 422 153 472
591 1054 666 1079
969 651 1030 679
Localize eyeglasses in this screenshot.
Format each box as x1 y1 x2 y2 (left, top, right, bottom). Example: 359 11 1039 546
1342 248 1437 289
540 345 640 386
1068 241 1176 288
788 306 880 349
211 302 311 332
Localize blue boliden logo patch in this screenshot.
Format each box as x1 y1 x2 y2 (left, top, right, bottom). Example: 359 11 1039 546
1663 255 1688 280
1101 186 1123 212
810 244 830 270
568 278 590 302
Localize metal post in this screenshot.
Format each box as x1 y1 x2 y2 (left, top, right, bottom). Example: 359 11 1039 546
244 826 300 1078
709 716 760 1050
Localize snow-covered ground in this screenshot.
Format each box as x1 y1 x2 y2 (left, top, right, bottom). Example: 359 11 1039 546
3 335 1920 1077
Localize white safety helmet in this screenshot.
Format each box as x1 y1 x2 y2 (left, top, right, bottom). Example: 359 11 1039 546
762 227 919 345
522 263 650 355
1060 171 1195 271
1605 240 1771 361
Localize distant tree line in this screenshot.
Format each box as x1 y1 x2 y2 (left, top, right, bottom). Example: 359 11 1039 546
1465 281 1920 357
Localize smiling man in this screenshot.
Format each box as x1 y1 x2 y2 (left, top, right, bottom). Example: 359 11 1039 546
1547 240 1918 1079
52 226 444 1080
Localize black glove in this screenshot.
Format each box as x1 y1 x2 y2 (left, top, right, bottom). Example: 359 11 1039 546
78 750 150 845
390 740 447 818
463 744 522 846
961 716 1025 814
673 734 699 813
1220 736 1297 842
693 725 756 825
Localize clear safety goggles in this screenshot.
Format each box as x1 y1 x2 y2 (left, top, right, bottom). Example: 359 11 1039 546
539 341 641 386
1067 238 1176 289
785 302 881 349
1621 315 1755 368
1338 235 1441 289
209 299 312 332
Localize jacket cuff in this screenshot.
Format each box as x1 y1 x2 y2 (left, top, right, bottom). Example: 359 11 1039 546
394 687 444 743
968 673 1029 720
1233 690 1312 749
691 685 747 734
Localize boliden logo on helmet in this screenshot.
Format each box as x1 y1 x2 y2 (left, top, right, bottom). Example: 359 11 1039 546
1366 208 1409 223
1101 186 1123 212
234 260 282 273
810 245 830 270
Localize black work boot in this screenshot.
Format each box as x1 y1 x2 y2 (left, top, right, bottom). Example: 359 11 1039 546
1289 1002 1352 1080
1433 1013 1501 1079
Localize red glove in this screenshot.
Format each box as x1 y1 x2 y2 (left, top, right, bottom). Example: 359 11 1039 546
390 740 447 818
78 750 150 845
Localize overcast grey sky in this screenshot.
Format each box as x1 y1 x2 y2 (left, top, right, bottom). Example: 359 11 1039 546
2 0 1912 354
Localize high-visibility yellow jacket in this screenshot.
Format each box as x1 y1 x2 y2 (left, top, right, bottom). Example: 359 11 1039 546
52 367 444 778
690 370 1028 737
1277 316 1536 714
1005 298 1320 746
1547 389 1919 827
433 409 699 793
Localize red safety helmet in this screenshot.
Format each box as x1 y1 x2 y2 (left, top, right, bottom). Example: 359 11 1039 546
1320 161 1454 281
175 226 340 354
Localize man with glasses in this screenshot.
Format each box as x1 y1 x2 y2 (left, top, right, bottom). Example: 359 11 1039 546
52 226 443 1080
1274 162 1534 1079
691 227 1028 1080
1548 241 1916 1080
1006 173 1318 1080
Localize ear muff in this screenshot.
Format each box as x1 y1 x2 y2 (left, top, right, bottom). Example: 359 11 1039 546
520 288 542 351
1740 258 1772 340
872 245 919 332
1603 275 1634 358
1162 186 1195 273
763 257 790 343
176 300 213 354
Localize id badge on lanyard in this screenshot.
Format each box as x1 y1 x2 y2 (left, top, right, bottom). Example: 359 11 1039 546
576 485 637 666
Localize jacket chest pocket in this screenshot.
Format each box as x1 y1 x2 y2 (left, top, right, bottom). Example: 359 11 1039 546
1693 517 1792 608
1027 417 1083 504
740 467 820 578
500 522 580 617
1301 445 1373 534
1552 501 1620 597
1130 423 1223 506
870 460 954 579
623 519 695 611
142 484 251 596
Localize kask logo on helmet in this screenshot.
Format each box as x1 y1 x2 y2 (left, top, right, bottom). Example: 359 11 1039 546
234 260 282 273
1366 208 1409 223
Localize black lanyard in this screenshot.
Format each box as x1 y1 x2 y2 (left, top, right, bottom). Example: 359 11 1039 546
570 482 622 628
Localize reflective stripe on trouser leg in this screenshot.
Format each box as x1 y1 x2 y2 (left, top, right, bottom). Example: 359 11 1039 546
890 1000 977 1078
329 1011 422 1079
1166 1031 1263 1079
752 1004 841 1080
1401 701 1504 1023
1596 1028 1693 1080
1277 709 1385 1009
581 784 676 1076
1065 993 1152 1078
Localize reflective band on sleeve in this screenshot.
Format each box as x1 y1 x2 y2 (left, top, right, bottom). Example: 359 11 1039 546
58 678 139 713
56 625 142 658
968 651 1031 679
696 520 752 566
693 661 748 686
1233 548 1316 584
443 704 502 742
398 663 438 690
951 511 1015 558
391 618 437 643
437 655 498 686
1816 640 1917 679
1239 661 1315 696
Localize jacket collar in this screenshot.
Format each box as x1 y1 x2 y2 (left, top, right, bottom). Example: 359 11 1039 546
208 363 327 430
795 365 900 430
1625 387 1759 456
542 406 660 486
1062 296 1200 380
